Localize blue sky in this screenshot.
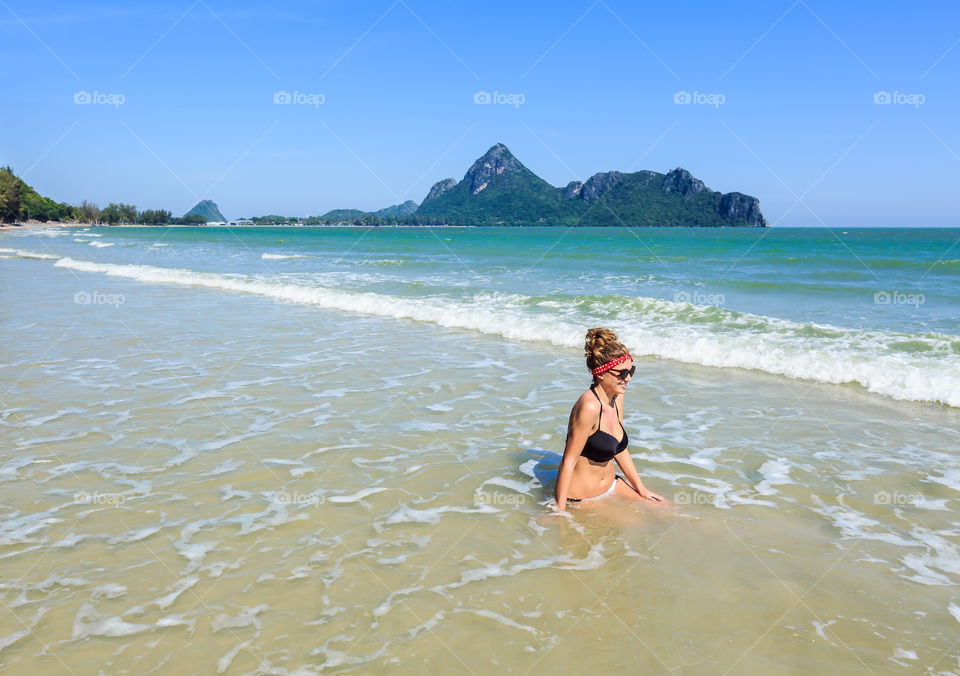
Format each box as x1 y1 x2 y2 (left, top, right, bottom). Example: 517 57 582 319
3 0 958 225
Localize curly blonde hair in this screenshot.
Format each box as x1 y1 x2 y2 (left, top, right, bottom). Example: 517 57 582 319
584 328 630 377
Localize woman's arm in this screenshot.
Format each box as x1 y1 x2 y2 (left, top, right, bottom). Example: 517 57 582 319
555 397 597 511
613 393 663 501
614 451 663 501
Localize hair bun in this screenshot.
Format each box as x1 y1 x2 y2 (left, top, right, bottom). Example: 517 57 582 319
584 328 629 375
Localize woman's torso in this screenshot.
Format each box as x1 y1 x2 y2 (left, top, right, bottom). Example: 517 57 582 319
566 385 626 498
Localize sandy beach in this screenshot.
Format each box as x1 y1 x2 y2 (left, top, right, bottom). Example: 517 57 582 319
0 221 95 229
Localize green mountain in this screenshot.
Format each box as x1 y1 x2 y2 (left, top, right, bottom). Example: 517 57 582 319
320 208 370 222
183 200 225 223
0 166 73 222
417 144 566 225
373 200 418 218
414 143 767 227
318 201 418 222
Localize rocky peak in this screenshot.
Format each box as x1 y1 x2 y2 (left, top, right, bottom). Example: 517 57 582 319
423 178 458 203
579 171 623 203
636 170 658 186
184 199 226 222
463 143 526 195
718 192 767 227
662 168 706 198
373 199 420 217
562 181 583 199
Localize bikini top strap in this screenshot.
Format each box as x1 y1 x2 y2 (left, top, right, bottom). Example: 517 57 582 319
590 384 603 426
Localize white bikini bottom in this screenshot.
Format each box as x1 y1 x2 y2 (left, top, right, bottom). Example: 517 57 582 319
567 475 622 503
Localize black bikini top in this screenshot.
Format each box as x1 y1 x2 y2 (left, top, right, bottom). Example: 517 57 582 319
580 384 628 463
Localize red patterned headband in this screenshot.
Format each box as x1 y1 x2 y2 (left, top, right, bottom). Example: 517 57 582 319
591 353 632 376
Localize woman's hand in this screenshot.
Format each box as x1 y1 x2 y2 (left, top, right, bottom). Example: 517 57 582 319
614 452 664 503
637 487 664 502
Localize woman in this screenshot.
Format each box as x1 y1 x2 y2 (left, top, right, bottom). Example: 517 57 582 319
555 328 664 510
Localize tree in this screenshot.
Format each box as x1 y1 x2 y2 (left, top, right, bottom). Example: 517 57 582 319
99 202 137 225
118 203 137 224
137 209 171 225
77 200 100 224
21 191 72 221
169 214 207 225
0 166 24 223
100 203 121 224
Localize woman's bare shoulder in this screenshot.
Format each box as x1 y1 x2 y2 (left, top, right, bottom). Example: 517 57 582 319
573 388 601 418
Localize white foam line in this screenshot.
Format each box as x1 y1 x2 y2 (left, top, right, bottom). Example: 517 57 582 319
217 641 250 673
11 252 954 408
0 247 59 260
327 487 389 503
453 607 538 634
0 607 46 654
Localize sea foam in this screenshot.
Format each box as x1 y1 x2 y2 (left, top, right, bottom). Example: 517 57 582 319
12 251 954 408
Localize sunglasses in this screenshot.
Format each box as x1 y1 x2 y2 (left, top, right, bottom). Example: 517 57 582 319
606 366 636 380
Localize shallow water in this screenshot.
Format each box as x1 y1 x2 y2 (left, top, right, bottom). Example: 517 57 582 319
2 226 959 673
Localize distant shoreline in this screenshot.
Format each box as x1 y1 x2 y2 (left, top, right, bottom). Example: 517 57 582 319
0 221 479 229
2 221 767 230
3 221 957 231
0 221 92 230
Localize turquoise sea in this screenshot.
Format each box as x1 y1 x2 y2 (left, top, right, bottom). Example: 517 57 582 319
2 225 959 673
